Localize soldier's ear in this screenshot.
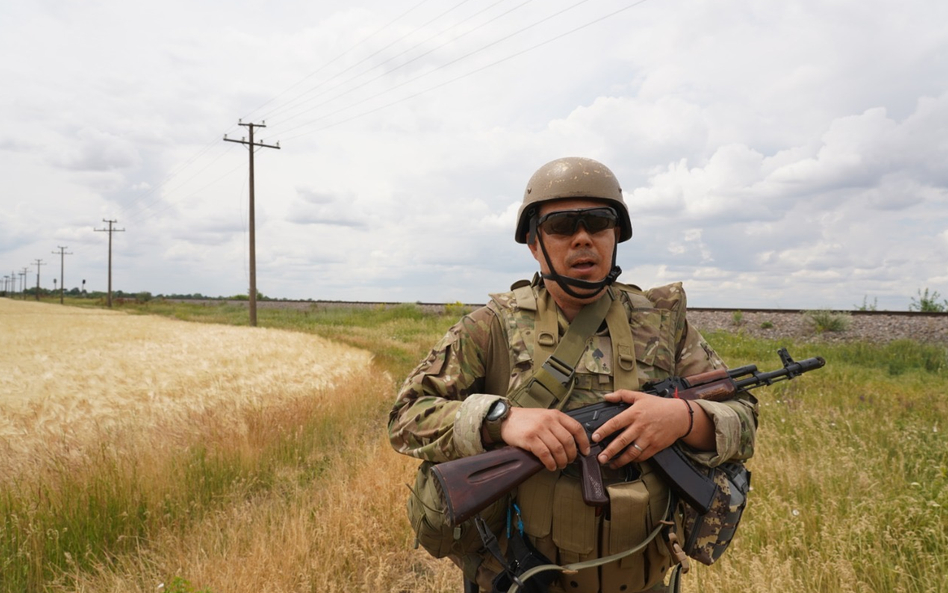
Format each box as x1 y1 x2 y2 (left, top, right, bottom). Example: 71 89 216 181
527 236 541 261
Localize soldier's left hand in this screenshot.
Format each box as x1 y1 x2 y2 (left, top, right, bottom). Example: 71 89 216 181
590 390 692 468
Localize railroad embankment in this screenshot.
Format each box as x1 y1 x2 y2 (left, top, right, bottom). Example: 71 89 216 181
687 309 948 345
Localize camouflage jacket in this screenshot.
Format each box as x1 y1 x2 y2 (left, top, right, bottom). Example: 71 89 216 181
388 280 758 467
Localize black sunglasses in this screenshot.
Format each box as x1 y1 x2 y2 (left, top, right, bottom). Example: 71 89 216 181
535 207 618 237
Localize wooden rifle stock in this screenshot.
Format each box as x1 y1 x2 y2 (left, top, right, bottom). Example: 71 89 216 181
432 446 545 527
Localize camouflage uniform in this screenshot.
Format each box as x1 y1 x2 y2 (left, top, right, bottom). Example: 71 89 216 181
389 279 758 593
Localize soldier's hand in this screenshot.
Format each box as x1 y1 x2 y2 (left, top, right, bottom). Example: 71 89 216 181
500 407 590 471
591 390 693 468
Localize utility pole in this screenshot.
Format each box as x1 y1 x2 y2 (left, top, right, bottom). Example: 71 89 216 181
95 219 125 307
33 259 45 301
224 121 280 327
20 268 28 299
52 246 73 304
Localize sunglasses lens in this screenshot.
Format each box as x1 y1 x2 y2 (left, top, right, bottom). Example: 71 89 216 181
538 208 617 236
544 216 579 235
583 215 615 233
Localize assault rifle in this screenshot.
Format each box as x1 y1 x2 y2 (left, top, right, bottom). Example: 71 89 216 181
432 347 825 527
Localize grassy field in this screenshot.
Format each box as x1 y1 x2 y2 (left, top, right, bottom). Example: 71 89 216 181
1 297 946 592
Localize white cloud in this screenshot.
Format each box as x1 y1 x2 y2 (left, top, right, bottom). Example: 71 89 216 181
1 0 947 310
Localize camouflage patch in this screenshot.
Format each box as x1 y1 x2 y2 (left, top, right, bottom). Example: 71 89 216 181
680 462 751 565
454 393 503 457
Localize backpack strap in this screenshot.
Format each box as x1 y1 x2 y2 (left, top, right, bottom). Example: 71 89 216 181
606 285 654 391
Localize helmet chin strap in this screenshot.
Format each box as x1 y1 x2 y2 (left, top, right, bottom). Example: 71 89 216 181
535 228 622 300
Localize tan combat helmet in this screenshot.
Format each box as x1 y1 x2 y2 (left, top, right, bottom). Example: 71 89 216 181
515 156 633 244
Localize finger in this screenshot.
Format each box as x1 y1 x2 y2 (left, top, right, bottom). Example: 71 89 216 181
561 416 591 456
591 407 636 444
602 389 643 404
609 441 649 468
529 439 560 472
532 433 568 470
597 427 638 464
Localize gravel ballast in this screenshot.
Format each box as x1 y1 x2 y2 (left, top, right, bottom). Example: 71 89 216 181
686 310 948 345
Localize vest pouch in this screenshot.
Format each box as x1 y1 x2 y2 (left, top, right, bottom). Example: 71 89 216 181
551 475 600 593
600 468 673 593
408 461 507 560
681 462 750 565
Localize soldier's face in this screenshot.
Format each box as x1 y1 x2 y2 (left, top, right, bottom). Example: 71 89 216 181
528 198 619 304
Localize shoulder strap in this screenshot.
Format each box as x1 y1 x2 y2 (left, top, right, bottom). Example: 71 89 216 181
605 293 637 391
512 291 614 409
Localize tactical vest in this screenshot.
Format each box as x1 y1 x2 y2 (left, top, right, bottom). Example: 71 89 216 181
483 279 688 593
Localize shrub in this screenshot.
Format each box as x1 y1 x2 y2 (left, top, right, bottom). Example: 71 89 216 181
854 295 878 311
445 301 470 318
804 309 852 333
909 288 948 312
760 321 774 329
731 310 744 326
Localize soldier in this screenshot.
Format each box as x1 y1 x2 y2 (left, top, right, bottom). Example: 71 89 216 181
389 157 758 593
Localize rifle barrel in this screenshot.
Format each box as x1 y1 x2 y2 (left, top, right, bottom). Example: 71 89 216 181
734 356 825 390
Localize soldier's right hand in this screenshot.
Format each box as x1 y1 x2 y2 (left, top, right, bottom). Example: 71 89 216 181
500 407 590 471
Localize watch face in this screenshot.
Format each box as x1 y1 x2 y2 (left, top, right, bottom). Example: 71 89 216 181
487 400 508 421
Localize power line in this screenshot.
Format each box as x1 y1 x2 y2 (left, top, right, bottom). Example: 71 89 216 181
240 0 434 123
259 0 489 125
262 0 536 138
280 0 649 141
99 2 625 233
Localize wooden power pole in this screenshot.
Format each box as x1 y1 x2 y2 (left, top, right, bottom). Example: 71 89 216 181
32 259 45 300
224 121 280 327
95 219 125 307
52 245 73 304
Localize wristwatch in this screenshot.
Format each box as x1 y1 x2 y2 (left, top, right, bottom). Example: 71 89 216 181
484 399 510 444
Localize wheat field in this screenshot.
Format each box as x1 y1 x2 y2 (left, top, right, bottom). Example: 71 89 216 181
0 298 370 478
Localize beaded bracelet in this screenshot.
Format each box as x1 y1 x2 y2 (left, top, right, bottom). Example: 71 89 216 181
682 399 695 438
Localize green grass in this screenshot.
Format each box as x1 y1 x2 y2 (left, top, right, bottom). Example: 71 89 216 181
694 333 948 592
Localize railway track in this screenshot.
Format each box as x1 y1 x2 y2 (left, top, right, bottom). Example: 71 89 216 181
191 298 948 318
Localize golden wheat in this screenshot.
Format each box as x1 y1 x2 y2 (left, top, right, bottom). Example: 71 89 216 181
0 299 371 478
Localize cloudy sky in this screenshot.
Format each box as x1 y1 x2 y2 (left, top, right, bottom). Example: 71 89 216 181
2 0 946 310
